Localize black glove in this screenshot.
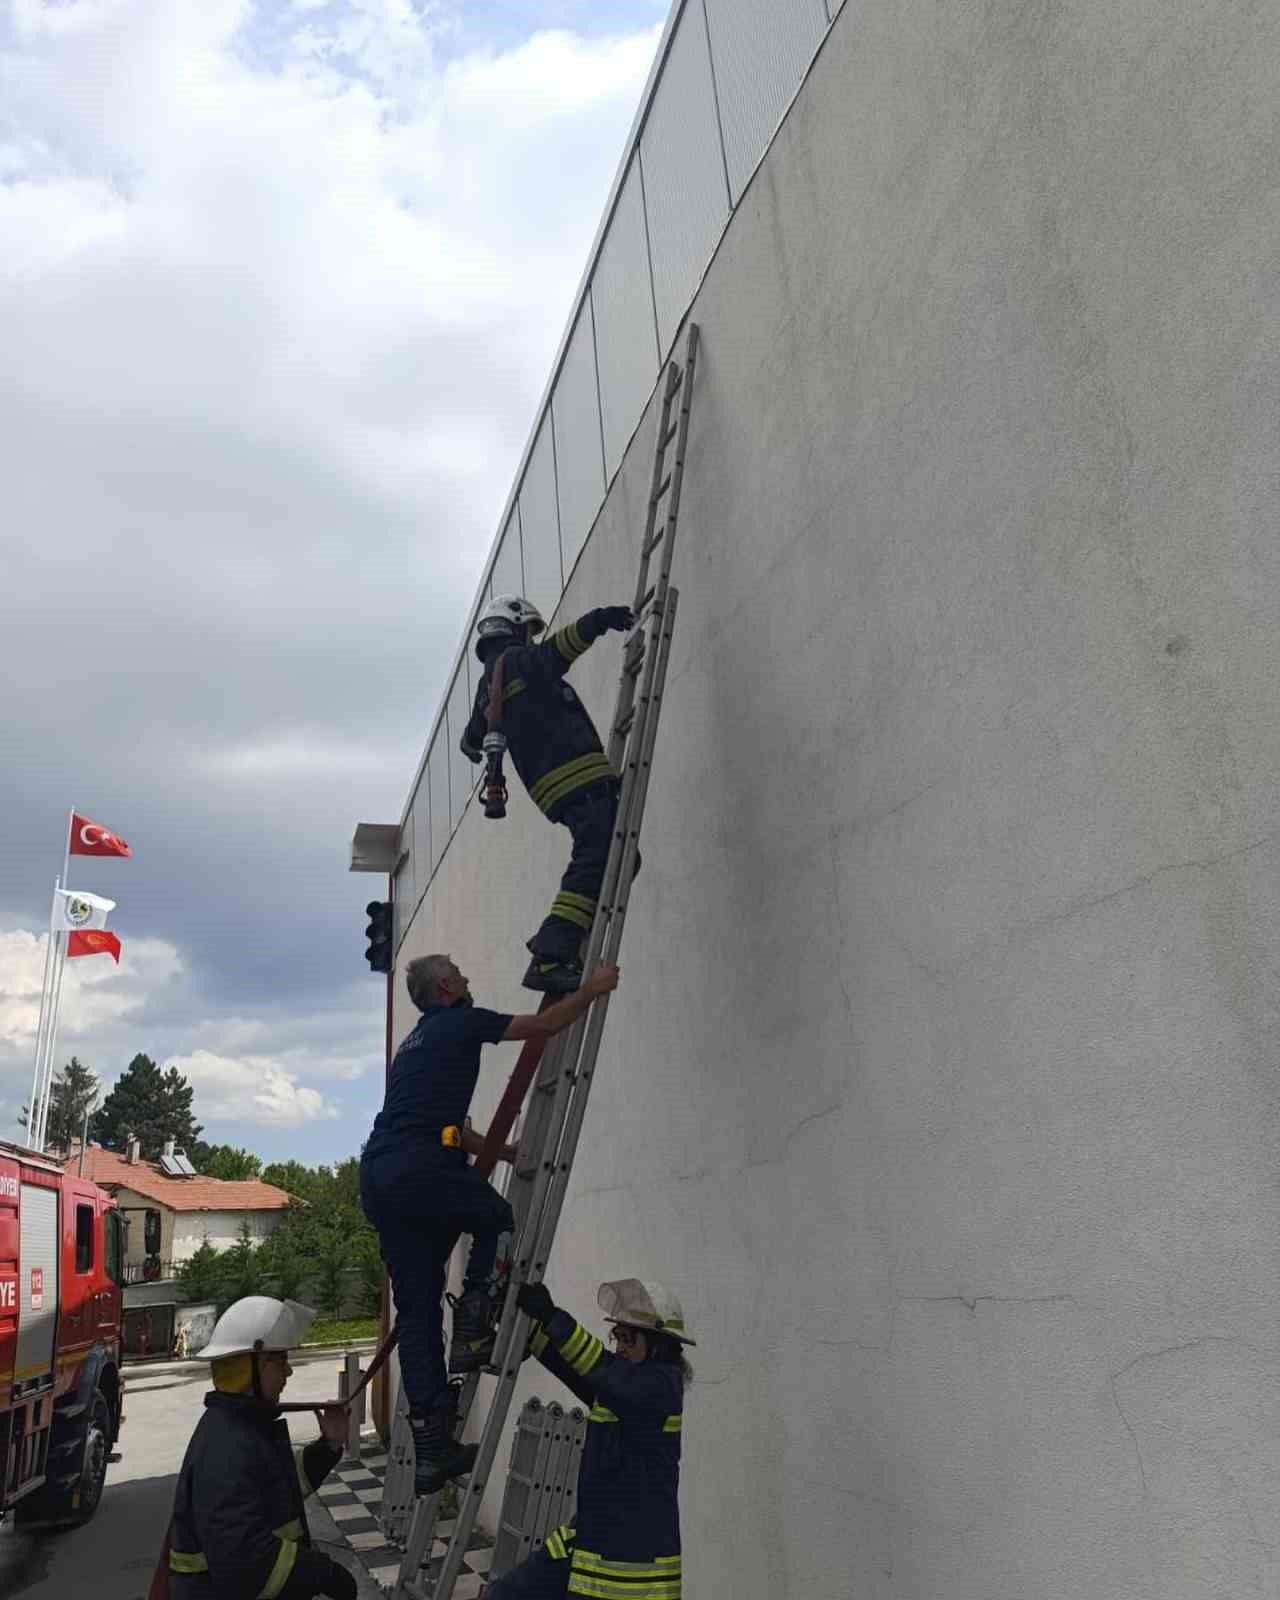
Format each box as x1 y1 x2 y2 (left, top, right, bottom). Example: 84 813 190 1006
516 1281 555 1324
460 732 482 765
286 1551 357 1600
596 605 635 634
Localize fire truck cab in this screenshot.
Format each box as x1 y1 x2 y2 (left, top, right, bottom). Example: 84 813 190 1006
0 1139 125 1527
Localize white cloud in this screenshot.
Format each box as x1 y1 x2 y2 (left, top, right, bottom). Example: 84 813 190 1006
0 928 183 1050
168 1048 338 1125
0 1 660 1162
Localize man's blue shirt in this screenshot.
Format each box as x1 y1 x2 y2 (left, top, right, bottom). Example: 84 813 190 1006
364 1001 512 1159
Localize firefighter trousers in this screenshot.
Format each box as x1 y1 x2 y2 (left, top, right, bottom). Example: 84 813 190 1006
485 1545 570 1599
359 1149 513 1414
529 782 639 962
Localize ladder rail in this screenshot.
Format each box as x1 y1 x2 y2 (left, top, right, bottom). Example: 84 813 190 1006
420 592 679 1600
399 323 699 1600
526 591 679 1281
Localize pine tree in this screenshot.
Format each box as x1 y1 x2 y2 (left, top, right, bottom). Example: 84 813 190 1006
18 1057 101 1154
191 1144 262 1181
95 1055 204 1158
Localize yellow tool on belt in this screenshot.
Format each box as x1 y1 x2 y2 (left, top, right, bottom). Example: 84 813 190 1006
441 1125 462 1149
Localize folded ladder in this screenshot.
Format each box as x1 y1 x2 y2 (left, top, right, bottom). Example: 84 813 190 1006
392 322 701 1600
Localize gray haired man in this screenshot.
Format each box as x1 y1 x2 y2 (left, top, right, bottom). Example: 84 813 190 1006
359 954 619 1496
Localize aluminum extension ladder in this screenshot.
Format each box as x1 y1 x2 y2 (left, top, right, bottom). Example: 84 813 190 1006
489 1397 588 1583
391 322 701 1600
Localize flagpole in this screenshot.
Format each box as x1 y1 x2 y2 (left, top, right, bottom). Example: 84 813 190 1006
63 808 73 892
38 931 69 1152
27 878 58 1148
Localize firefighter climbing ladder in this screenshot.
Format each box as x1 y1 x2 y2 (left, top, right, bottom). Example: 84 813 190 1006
391 321 701 1600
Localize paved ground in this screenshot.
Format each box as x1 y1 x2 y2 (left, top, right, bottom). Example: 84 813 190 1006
0 1349 383 1599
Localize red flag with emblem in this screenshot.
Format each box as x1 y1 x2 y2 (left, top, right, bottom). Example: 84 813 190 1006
68 813 132 858
67 930 122 963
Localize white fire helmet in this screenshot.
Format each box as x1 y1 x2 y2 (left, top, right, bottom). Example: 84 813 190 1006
475 595 546 657
199 1296 318 1360
598 1279 696 1346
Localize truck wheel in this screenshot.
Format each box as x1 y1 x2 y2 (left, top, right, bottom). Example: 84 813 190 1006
14 1390 111 1529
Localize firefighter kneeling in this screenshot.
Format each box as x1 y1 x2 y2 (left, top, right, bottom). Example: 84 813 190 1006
485 1278 694 1600
164 1297 357 1600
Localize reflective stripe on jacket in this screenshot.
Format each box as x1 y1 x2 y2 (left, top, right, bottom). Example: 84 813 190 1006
531 1310 683 1599
463 612 618 820
167 1391 342 1599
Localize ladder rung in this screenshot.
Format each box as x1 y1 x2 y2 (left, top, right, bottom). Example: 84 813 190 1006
643 524 668 557
668 364 684 397
613 709 635 739
650 471 672 507
661 420 678 449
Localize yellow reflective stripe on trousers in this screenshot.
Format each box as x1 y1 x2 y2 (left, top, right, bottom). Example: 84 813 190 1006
663 1414 682 1433
259 1531 301 1600
589 1403 619 1424
551 894 595 930
545 1524 576 1561
569 1550 682 1600
529 753 615 813
559 1320 603 1376
530 1324 549 1356
503 676 527 700
169 1549 209 1573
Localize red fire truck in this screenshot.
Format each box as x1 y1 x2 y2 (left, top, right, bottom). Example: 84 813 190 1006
0 1138 125 1527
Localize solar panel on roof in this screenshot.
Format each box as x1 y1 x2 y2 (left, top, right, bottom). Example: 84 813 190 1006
175 1153 196 1177
159 1154 183 1176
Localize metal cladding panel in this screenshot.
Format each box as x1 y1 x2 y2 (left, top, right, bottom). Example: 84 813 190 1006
704 0 829 203
447 664 476 830
593 157 661 481
551 299 607 583
519 417 563 622
640 2 731 354
429 727 451 866
490 507 525 601
16 1183 57 1381
411 778 431 903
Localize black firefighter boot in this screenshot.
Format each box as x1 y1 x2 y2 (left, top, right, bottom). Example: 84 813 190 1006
447 1288 498 1375
410 1389 477 1496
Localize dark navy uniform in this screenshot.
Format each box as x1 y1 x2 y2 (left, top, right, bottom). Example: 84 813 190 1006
462 611 625 963
359 1000 513 1413
488 1311 684 1600
168 1391 344 1598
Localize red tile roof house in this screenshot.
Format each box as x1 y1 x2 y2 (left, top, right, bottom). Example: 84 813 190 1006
62 1137 293 1286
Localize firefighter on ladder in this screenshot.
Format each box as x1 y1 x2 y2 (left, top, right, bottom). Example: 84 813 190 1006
460 594 636 994
162 1296 357 1599
359 953 620 1496
482 1278 694 1600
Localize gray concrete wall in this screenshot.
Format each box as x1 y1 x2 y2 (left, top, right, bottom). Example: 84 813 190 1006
394 3 1280 1594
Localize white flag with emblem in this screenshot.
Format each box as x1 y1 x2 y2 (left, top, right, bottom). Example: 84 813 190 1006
52 888 116 933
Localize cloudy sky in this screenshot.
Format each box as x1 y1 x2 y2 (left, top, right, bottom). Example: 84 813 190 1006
0 0 664 1161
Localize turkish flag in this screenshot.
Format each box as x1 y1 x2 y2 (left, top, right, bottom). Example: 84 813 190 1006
69 813 132 858
67 930 122 963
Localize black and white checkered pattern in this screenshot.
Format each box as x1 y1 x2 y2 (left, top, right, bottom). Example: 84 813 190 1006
317 1439 495 1596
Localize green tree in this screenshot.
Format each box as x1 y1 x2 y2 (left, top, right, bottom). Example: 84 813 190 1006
260 1161 322 1203
95 1055 203 1158
312 1228 351 1317
191 1144 262 1181
352 1232 384 1317
176 1239 227 1310
219 1219 266 1306
259 1226 309 1303
19 1057 100 1154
